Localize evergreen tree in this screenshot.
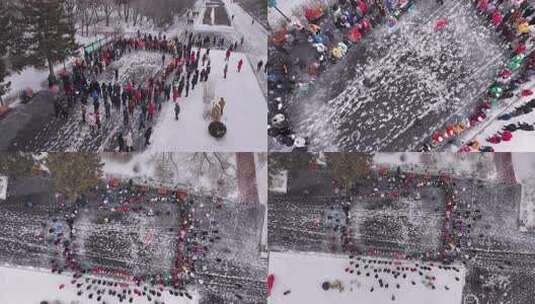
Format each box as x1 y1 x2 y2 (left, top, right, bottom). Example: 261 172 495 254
15 0 78 82
47 153 103 201
325 153 373 192
0 0 20 102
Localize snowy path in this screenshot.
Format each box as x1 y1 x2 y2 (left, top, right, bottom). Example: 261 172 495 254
268 251 466 304
149 50 266 152
225 0 268 96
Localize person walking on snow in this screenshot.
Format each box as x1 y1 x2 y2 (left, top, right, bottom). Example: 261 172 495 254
144 127 152 147
225 48 231 61
174 102 180 120
81 104 87 124
125 131 133 151
237 59 244 73
173 85 178 102
257 60 264 72
147 101 156 121
224 63 229 79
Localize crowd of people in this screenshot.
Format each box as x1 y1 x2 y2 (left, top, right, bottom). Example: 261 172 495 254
268 0 413 151
52 29 254 151
430 0 535 151
43 182 213 304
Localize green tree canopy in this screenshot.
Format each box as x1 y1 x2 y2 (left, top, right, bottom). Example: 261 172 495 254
325 153 373 191
47 153 103 201
269 152 317 174
0 153 35 177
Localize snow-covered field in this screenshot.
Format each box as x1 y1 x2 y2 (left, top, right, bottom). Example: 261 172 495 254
0 265 199 304
374 153 498 181
149 50 267 152
268 251 466 304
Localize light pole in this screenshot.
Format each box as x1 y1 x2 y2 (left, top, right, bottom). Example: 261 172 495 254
268 0 291 22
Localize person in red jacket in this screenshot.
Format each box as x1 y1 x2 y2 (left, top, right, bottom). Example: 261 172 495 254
147 101 156 121
225 48 232 61
237 59 244 73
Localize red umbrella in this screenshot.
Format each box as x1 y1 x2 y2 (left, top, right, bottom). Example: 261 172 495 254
348 27 362 43
500 69 512 79
432 132 444 143
514 43 526 54
491 10 502 27
487 135 501 144
446 126 455 137
434 18 448 31
521 89 533 97
502 131 513 141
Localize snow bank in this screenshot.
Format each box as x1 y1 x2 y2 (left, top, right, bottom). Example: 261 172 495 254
268 251 466 304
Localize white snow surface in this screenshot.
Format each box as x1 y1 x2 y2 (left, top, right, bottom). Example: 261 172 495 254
0 265 199 304
374 152 498 181
149 49 267 152
268 251 466 304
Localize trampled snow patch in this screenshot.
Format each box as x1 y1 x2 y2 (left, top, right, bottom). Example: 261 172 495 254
0 265 199 304
268 251 466 304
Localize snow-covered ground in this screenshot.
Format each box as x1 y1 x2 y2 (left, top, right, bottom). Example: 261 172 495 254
268 251 466 304
512 153 535 230
0 265 199 304
149 50 267 152
102 152 239 200
374 153 498 181
463 79 535 152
